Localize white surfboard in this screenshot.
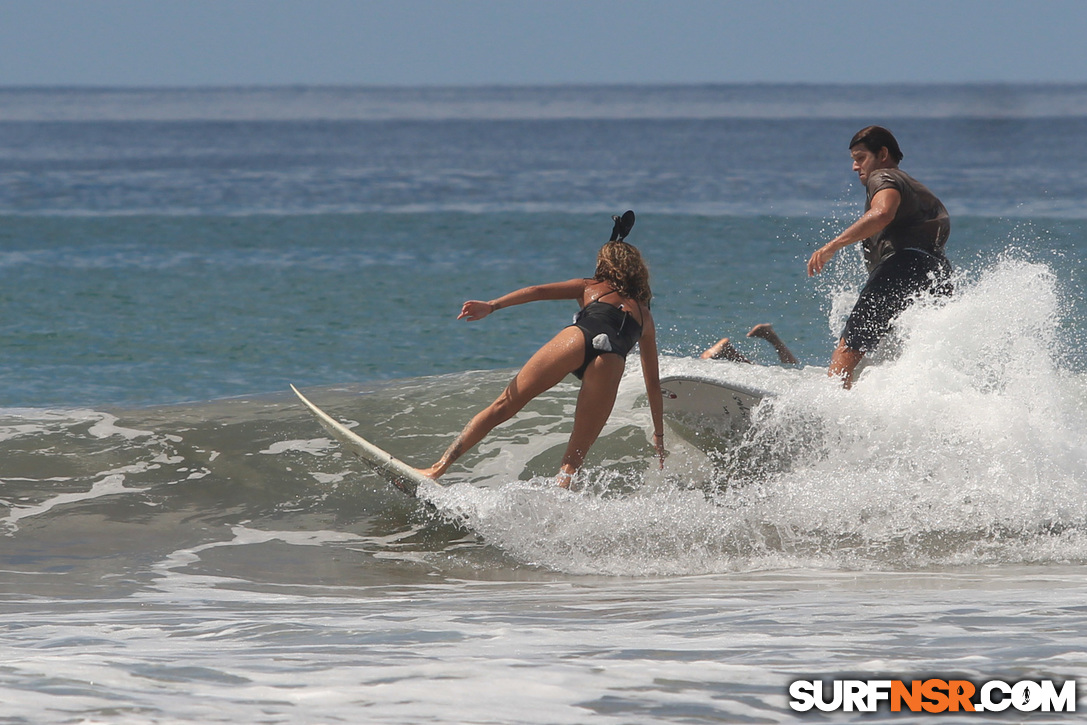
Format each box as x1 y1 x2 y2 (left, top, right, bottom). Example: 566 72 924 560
660 374 770 438
291 384 435 498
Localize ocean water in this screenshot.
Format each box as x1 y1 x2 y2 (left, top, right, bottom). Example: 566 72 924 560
2 85 1087 723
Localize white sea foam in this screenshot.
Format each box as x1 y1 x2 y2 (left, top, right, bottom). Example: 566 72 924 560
1 471 136 534
0 408 152 442
425 257 1087 574
259 437 338 456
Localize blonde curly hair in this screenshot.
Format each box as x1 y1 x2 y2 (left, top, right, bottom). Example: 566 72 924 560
594 240 651 304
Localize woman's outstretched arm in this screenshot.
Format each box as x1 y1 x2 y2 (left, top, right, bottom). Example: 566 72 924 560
458 278 589 321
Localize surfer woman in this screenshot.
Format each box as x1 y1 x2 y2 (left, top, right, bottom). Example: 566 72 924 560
416 212 666 488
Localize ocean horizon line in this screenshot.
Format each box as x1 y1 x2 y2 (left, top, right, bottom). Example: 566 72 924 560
4 83 1087 122
4 80 1087 90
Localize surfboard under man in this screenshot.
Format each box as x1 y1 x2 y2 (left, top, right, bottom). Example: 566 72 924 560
807 125 952 388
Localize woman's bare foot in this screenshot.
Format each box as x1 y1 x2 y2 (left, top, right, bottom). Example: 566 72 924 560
414 464 443 480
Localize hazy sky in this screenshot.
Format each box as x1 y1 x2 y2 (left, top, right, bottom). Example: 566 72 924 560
2 0 1086 87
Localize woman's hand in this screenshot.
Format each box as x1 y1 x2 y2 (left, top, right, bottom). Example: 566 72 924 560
457 300 495 321
653 431 666 469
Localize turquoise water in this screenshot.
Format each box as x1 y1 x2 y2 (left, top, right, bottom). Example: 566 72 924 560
4 84 1087 407
2 86 1087 723
2 213 1083 406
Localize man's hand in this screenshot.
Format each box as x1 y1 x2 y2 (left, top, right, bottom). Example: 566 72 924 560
807 245 836 276
808 188 900 277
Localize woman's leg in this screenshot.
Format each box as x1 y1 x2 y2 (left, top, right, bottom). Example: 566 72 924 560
418 327 586 479
556 353 626 487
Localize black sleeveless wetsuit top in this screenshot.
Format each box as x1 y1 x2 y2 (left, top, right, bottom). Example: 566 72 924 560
567 292 643 380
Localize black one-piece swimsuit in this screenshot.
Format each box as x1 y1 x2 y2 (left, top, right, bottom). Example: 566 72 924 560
568 292 643 379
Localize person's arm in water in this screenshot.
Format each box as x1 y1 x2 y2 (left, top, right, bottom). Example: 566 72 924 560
701 324 798 365
701 337 752 363
457 279 589 321
747 324 799 364
807 188 901 276
637 311 667 469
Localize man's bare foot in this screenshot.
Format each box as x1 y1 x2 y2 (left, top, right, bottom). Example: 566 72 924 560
701 337 752 363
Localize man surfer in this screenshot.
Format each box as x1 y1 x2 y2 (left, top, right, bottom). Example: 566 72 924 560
807 126 952 388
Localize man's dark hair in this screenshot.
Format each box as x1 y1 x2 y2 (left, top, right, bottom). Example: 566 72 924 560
849 126 904 163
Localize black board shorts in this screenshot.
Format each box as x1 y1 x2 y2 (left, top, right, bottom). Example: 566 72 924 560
841 248 952 353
